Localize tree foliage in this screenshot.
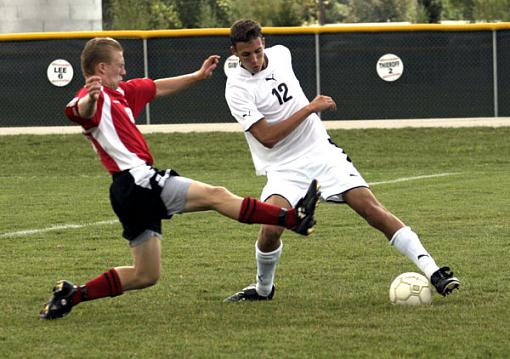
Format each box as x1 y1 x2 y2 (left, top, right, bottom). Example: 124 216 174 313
472 0 510 21
106 0 181 30
418 0 443 23
224 0 313 26
345 0 420 23
103 0 510 30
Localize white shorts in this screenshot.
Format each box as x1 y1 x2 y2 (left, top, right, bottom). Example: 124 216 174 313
261 140 369 206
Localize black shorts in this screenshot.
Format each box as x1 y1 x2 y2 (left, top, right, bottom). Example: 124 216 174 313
109 168 177 242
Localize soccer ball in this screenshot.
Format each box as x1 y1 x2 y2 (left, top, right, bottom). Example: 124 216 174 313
389 272 433 305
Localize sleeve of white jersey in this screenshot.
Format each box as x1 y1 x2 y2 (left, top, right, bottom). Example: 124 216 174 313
225 83 265 132
277 45 292 61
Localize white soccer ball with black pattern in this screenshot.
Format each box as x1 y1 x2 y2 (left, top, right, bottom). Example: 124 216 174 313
389 272 433 305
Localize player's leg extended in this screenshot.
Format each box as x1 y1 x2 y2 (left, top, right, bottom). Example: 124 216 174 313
343 187 460 295
40 234 161 320
115 234 161 291
224 195 289 302
255 195 289 296
343 187 404 239
181 180 318 233
181 180 246 215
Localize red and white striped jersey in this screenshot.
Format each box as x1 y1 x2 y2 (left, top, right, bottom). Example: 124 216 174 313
65 78 156 174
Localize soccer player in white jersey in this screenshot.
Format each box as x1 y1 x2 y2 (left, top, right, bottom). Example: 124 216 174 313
224 19 460 301
39 37 321 320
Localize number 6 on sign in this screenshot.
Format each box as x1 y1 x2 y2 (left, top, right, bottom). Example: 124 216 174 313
47 59 74 87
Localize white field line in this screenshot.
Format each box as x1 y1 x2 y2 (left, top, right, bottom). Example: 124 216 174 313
0 172 460 239
0 220 118 239
368 172 460 186
0 174 105 180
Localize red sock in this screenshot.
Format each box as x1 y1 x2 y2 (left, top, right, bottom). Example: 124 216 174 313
238 197 296 228
72 268 123 305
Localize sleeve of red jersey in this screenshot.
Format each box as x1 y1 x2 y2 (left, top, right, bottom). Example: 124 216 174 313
64 88 100 129
122 78 157 120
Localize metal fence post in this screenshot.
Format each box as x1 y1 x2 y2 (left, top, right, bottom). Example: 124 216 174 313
315 32 321 118
492 30 499 118
143 38 151 124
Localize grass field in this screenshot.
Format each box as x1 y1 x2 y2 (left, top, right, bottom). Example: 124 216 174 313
1 127 509 358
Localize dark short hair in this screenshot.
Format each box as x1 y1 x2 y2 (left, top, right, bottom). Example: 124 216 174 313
230 19 263 47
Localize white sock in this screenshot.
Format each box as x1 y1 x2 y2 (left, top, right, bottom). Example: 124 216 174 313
255 242 283 296
390 226 439 279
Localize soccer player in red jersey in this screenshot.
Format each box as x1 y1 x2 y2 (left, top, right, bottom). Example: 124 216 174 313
39 37 320 319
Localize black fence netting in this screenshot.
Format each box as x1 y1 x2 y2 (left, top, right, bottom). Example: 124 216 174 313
0 26 507 127
319 31 494 120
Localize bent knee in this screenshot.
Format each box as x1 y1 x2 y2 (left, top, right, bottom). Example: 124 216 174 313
260 225 285 242
206 185 231 205
211 185 230 198
136 271 160 289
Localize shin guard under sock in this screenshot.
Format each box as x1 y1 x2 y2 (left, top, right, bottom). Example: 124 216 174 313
238 197 296 228
72 268 123 305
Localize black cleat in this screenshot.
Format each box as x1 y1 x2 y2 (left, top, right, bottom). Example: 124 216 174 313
430 267 460 296
292 179 321 235
224 283 275 302
39 280 77 320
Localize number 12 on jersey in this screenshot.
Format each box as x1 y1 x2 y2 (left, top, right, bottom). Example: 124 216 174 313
272 83 293 105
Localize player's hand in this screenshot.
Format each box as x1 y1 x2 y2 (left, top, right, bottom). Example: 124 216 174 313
309 95 337 113
85 76 102 101
197 55 221 80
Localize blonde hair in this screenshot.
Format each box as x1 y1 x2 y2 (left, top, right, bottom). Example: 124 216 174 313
80 37 123 77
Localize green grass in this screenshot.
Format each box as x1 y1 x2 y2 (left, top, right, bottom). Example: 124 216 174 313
0 127 509 358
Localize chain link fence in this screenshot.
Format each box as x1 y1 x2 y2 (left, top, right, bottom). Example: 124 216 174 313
0 24 508 127
319 30 495 120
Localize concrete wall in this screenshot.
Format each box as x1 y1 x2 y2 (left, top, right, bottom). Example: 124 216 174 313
0 0 102 33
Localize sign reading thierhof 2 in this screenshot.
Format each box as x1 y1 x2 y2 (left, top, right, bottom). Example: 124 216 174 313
376 54 404 82
47 59 74 87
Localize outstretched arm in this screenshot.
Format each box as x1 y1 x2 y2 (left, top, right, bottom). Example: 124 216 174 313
76 76 102 119
249 95 337 148
154 55 220 98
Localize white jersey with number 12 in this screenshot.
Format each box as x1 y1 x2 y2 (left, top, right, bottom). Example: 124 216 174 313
225 45 330 175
